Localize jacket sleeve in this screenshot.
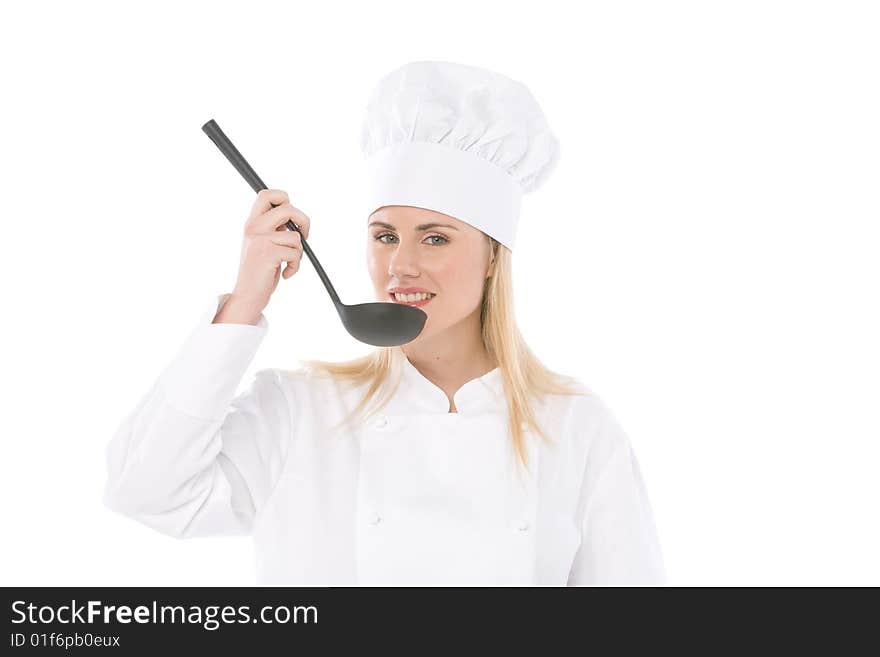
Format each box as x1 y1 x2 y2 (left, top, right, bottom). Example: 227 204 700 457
102 293 293 539
567 401 667 586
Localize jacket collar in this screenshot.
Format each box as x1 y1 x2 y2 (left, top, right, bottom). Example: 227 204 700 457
383 354 506 416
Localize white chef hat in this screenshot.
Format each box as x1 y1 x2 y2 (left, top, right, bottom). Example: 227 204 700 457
360 60 560 251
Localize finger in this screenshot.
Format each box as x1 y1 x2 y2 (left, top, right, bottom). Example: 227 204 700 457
250 189 289 218
268 229 302 248
272 244 303 270
256 203 311 238
265 204 310 239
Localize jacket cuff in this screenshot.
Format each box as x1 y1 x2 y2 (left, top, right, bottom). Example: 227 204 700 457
158 293 268 420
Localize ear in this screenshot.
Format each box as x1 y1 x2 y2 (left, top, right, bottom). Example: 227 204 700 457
485 238 497 276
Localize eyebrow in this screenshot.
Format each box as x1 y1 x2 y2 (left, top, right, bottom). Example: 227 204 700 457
368 221 459 232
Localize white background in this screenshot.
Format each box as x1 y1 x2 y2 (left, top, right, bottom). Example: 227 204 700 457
1 0 877 586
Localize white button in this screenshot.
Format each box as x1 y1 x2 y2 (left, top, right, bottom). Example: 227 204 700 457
516 521 530 532
367 511 382 525
374 415 388 429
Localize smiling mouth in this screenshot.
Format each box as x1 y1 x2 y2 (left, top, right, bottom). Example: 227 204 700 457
389 293 436 307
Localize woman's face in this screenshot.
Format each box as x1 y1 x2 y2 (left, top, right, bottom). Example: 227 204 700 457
367 205 493 340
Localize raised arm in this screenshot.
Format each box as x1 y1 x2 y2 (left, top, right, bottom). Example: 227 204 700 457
102 294 293 538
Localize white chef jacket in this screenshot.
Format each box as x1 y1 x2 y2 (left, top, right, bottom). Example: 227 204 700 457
103 293 666 586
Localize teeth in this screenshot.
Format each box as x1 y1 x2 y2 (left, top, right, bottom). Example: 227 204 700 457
393 292 435 302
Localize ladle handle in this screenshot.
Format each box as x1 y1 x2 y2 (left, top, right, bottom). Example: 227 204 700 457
201 119 341 306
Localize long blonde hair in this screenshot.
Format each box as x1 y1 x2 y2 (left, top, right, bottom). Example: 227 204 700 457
296 236 586 474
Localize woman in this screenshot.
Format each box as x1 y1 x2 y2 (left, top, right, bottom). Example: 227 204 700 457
103 61 667 586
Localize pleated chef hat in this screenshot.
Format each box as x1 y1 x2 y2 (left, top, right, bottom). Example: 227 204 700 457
360 60 560 251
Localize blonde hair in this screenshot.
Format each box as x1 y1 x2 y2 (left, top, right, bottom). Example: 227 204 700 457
295 236 587 475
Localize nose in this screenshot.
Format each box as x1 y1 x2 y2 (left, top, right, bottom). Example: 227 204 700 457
386 241 421 278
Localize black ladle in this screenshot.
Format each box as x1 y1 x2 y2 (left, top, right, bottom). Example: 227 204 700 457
201 119 427 347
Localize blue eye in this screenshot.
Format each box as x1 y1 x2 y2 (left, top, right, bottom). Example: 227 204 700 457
373 233 448 245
